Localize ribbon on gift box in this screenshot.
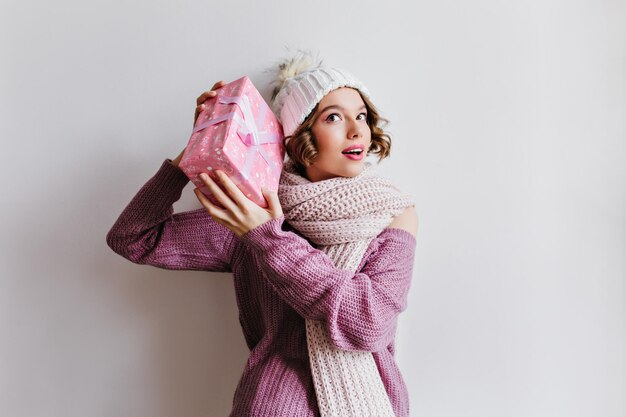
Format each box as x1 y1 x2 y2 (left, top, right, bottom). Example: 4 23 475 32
192 93 283 182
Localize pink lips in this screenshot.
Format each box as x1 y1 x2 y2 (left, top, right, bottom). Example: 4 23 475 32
341 144 365 160
343 152 364 160
342 144 364 152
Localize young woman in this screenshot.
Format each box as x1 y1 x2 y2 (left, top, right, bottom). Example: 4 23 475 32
107 50 418 417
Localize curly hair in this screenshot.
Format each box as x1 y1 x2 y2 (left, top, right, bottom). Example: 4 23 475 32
279 88 392 178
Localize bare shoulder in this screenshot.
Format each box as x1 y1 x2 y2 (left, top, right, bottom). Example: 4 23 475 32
388 206 418 238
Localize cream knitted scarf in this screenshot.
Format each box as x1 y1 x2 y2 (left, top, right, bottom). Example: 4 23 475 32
277 158 415 417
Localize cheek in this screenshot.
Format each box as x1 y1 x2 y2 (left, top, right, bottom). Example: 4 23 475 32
312 129 335 150
314 137 332 155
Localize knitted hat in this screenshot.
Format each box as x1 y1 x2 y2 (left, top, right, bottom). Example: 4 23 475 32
268 49 372 138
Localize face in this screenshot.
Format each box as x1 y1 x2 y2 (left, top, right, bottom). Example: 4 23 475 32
305 87 372 182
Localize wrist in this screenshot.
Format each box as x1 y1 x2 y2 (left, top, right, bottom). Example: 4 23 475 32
171 152 184 167
240 216 285 247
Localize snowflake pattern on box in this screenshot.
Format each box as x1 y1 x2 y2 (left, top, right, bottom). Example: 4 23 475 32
179 75 285 209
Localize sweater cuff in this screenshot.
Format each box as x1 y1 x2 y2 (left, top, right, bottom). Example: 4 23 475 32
160 158 191 187
239 215 287 251
130 159 191 214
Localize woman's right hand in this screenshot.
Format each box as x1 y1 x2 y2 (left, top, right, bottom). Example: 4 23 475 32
172 80 227 167
194 80 227 124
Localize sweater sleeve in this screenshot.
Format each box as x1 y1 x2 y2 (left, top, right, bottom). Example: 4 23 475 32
239 216 417 352
106 158 236 272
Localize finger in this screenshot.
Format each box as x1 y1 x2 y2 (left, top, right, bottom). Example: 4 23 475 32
196 80 226 104
199 173 240 214
263 188 283 217
214 170 250 211
194 188 229 222
196 90 218 105
211 80 226 90
195 101 207 115
194 105 204 123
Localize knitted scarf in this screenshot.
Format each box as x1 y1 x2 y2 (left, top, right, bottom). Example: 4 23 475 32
277 158 415 417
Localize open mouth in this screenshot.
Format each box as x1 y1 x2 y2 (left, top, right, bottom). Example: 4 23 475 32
341 148 365 160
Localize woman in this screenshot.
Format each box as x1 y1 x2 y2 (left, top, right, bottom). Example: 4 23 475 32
107 50 418 417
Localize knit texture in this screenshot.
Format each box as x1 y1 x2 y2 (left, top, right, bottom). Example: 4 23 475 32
271 66 371 138
106 159 417 416
278 159 415 416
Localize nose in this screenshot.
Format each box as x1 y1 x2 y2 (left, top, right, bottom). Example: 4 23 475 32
347 119 363 139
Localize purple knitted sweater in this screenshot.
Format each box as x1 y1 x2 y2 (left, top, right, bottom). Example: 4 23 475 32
106 159 417 417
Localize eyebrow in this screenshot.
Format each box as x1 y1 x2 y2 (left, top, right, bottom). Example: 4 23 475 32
318 104 367 114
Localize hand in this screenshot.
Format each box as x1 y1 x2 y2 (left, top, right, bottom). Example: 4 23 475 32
194 170 283 237
194 80 227 124
172 80 228 168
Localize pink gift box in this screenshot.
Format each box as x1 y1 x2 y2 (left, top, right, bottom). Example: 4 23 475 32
179 75 285 209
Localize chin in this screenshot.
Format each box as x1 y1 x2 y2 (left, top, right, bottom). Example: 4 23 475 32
340 165 365 178
308 160 366 181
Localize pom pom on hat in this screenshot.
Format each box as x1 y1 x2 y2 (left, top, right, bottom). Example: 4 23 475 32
268 49 324 104
266 47 371 138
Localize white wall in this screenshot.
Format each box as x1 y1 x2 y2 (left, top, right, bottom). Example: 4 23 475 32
1 0 624 416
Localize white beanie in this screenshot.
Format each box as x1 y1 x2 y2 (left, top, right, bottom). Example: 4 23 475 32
268 49 372 138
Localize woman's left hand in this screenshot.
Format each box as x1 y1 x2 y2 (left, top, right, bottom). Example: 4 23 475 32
194 170 283 237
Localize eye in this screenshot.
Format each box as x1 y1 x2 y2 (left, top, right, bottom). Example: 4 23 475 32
326 113 341 122
357 112 367 120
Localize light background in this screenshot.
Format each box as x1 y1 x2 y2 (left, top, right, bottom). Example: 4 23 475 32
1 0 624 416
